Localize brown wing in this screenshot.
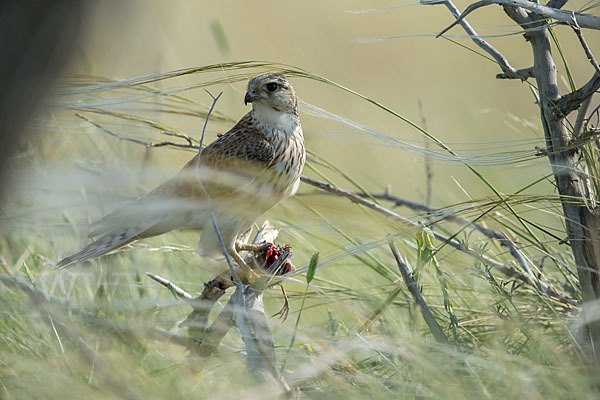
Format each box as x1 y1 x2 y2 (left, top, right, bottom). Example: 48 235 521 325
149 112 275 199
187 112 275 173
87 112 275 238
56 113 275 269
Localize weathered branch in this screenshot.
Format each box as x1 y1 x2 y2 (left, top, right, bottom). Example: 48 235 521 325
445 0 600 29
357 189 534 278
300 176 572 302
231 284 293 394
146 272 195 301
550 26 600 118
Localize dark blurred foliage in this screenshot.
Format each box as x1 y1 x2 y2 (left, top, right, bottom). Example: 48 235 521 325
0 0 93 196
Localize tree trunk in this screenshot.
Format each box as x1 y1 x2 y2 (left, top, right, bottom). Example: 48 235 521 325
527 14 600 352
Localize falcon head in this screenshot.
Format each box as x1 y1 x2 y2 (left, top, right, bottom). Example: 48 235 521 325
245 73 298 115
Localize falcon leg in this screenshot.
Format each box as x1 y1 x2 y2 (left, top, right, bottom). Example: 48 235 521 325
271 283 290 321
236 242 268 253
228 248 260 283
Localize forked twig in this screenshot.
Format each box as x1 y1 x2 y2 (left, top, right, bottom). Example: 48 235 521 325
424 0 527 80
435 0 491 38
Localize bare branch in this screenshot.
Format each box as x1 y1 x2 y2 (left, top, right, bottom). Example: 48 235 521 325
358 190 534 277
389 239 450 344
468 0 600 29
426 0 527 79
145 272 196 303
570 14 600 78
232 285 293 393
300 175 573 302
196 90 223 166
436 0 492 38
75 113 199 149
502 2 531 26
146 218 296 386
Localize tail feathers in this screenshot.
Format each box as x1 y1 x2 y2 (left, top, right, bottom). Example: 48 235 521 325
55 228 141 269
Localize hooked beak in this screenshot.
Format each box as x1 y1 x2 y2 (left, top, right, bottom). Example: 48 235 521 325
244 92 259 105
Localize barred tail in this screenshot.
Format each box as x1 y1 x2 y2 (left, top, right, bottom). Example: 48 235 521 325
55 229 139 269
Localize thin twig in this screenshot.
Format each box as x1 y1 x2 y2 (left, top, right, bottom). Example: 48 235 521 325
145 272 196 303
569 13 600 78
388 239 450 344
75 113 199 149
554 72 600 119
196 90 223 167
425 0 525 79
418 100 433 207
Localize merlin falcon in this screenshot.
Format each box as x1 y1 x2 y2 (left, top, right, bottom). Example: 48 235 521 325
56 73 306 278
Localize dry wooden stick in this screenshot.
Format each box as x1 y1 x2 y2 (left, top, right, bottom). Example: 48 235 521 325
300 175 573 302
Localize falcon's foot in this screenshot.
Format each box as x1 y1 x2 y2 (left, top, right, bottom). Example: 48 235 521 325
236 242 269 253
271 283 290 321
228 248 260 283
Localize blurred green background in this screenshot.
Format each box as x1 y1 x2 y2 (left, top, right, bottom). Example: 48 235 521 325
2 1 600 399
73 0 597 200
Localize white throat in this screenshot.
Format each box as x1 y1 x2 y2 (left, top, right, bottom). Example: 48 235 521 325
252 103 298 134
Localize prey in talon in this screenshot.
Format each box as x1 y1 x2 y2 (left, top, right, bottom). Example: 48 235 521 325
241 241 295 321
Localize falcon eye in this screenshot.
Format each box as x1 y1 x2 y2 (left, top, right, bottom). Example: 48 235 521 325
266 82 278 92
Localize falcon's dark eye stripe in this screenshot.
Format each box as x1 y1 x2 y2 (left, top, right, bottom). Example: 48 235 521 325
266 82 278 92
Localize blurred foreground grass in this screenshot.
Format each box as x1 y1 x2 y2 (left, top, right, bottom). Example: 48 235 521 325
0 61 598 399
